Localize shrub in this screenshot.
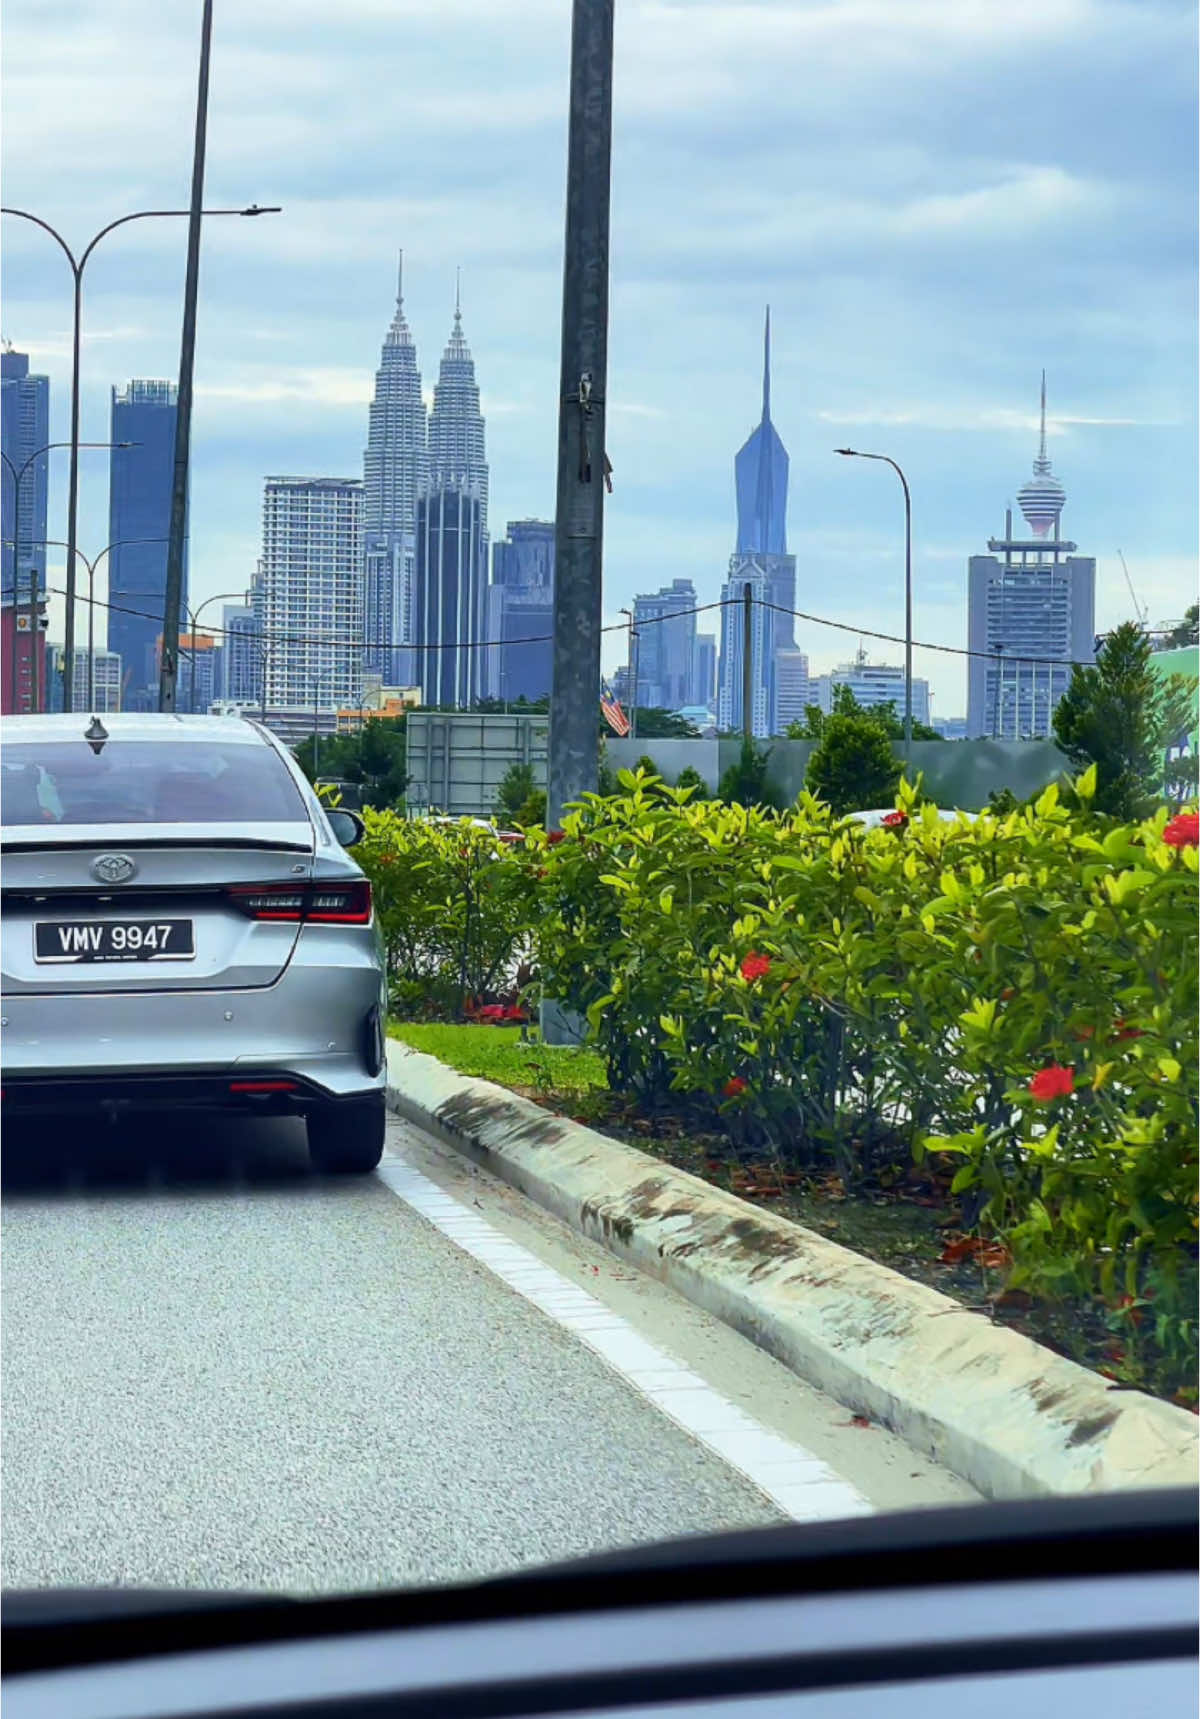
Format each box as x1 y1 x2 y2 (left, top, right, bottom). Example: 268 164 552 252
372 775 1199 1385
717 738 782 809
529 770 1198 1377
496 762 537 823
674 764 709 799
805 712 902 812
357 810 531 1017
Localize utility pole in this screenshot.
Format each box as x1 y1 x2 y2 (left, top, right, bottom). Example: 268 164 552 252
159 0 214 712
742 582 754 743
543 0 614 1047
619 606 639 741
547 0 614 829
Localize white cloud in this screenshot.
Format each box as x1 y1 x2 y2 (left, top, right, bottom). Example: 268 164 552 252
195 369 372 409
817 404 1172 433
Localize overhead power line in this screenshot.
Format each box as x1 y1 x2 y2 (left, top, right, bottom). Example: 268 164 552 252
43 583 1096 672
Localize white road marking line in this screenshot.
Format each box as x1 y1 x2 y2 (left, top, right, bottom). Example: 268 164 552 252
377 1156 872 1522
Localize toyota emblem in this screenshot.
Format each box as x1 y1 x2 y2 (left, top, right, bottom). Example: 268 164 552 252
91 853 138 885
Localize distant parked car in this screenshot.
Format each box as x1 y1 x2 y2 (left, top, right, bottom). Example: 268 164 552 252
1 713 388 1174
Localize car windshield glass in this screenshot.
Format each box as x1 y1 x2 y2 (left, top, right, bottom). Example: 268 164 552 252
0 741 308 826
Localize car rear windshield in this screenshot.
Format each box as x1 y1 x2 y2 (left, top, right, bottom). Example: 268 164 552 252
0 740 309 827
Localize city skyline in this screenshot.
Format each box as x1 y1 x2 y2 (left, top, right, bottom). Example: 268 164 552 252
9 327 1148 728
5 306 1188 728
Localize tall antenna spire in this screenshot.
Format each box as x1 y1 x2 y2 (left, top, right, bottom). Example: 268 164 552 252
455 265 462 322
762 305 771 422
1038 368 1047 465
1018 370 1066 537
396 248 404 309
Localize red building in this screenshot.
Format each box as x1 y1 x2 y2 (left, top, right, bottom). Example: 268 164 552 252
1 600 48 715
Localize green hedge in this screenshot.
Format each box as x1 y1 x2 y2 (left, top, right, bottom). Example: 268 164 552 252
360 776 1198 1382
358 809 531 1017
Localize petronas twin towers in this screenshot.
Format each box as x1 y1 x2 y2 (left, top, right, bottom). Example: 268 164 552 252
362 256 489 690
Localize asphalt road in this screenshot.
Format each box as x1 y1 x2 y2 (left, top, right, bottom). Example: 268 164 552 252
1 1112 973 1596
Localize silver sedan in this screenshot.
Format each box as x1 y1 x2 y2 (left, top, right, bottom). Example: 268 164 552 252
1 713 388 1173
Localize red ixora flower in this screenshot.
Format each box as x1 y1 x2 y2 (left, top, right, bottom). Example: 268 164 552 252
723 1076 748 1097
546 829 567 845
1163 811 1199 849
740 951 771 983
881 810 908 829
1029 1064 1075 1102
1114 1020 1144 1041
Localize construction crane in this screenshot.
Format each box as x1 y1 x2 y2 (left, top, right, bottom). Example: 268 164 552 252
1117 550 1149 629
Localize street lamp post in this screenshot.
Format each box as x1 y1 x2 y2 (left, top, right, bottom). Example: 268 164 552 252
618 606 639 741
184 589 245 713
14 533 169 710
835 448 913 762
2 201 280 709
1 441 124 712
312 668 330 777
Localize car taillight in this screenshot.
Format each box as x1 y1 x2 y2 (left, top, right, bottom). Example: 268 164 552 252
228 886 308 921
227 880 372 925
306 880 372 924
230 1080 297 1093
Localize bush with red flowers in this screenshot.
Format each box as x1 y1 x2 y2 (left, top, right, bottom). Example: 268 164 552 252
530 769 1197 1381
356 808 532 1020
361 767 1198 1387
881 809 908 829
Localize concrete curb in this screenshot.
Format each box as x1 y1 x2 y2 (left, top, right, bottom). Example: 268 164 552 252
386 1040 1199 1500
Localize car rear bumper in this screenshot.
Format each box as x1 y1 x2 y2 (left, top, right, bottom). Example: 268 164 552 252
0 948 388 1102
0 1071 385 1119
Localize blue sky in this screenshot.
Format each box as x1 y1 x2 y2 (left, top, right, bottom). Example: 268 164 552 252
2 0 1196 718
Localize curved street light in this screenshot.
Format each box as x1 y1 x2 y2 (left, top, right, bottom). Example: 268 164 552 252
13 533 175 710
835 448 914 762
1 201 281 708
184 589 246 713
1 441 130 712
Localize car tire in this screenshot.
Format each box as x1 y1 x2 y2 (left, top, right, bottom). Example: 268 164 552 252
306 1097 385 1175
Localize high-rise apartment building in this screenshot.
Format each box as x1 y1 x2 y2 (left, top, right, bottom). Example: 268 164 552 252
108 380 186 710
362 255 428 686
492 518 555 590
488 519 555 704
633 578 697 710
219 598 263 705
259 478 363 712
2 348 50 713
48 646 121 713
414 480 486 708
966 377 1095 739
772 647 812 733
717 563 774 736
718 310 797 736
175 633 218 714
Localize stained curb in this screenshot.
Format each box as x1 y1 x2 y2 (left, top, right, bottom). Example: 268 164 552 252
386 1040 1199 1500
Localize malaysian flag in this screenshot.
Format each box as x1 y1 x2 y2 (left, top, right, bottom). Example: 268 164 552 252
600 683 630 737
